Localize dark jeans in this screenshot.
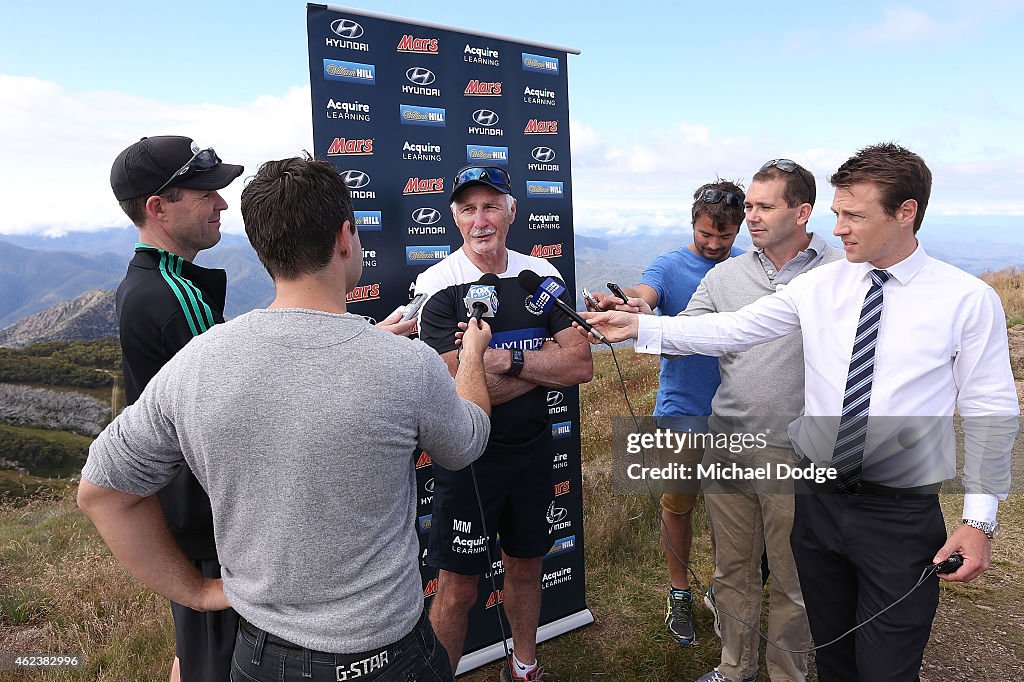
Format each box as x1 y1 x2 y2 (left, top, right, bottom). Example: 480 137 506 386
230 610 453 682
791 492 945 682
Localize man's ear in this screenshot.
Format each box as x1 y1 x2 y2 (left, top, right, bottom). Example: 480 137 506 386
144 195 167 223
897 199 918 230
796 201 812 227
336 220 353 257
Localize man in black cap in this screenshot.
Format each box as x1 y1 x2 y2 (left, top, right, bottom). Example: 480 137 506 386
109 135 243 682
413 165 593 681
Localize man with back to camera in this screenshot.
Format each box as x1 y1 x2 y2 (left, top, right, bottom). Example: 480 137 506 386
109 134 243 682
576 143 1019 682
590 179 746 648
414 164 593 681
79 155 494 682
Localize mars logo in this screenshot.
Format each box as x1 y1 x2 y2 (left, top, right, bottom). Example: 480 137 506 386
403 67 440 97
553 480 570 497
341 169 374 199
423 578 438 598
415 452 432 469
464 80 502 96
397 34 439 54
468 109 503 137
327 19 369 52
552 451 569 470
547 390 567 415
531 243 563 259
403 177 444 195
484 589 505 609
346 283 380 303
529 146 560 172
524 119 558 135
327 138 373 156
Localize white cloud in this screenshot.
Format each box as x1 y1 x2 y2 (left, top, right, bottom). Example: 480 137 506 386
0 74 312 236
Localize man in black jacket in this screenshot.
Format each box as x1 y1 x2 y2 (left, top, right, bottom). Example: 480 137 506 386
110 135 243 682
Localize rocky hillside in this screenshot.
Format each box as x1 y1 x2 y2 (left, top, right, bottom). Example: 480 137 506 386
0 289 117 348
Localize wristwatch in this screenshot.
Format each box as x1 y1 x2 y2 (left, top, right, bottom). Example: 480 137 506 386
962 519 999 540
505 348 525 377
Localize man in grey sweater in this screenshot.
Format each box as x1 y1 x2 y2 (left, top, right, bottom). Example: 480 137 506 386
78 157 493 682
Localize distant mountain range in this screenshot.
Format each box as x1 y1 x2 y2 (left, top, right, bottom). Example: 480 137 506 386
0 289 116 348
3 219 1024 345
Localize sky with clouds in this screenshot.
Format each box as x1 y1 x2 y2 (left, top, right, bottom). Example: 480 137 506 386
1 0 1022 238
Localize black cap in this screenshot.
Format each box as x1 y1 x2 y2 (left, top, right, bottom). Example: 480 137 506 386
449 164 513 203
110 135 244 201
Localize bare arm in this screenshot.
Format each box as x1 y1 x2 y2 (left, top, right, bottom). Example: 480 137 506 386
77 481 229 612
452 317 492 416
593 284 658 312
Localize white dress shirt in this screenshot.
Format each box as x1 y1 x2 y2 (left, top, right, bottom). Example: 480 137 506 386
637 244 1018 522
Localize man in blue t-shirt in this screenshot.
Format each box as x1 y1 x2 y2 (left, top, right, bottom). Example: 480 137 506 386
592 180 744 646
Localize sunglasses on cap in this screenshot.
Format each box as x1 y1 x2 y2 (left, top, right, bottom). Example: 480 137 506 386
153 145 223 196
760 158 813 200
698 188 744 208
452 165 512 193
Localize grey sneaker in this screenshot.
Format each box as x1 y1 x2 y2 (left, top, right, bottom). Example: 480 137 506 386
703 584 721 638
695 669 757 682
665 588 696 646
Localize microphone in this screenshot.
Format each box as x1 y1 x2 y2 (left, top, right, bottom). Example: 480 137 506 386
516 269 609 345
464 273 500 323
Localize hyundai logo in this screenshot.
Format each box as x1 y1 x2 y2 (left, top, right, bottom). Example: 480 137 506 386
412 207 441 225
330 19 364 39
425 478 435 493
472 109 499 126
341 170 370 189
532 146 556 163
547 390 564 408
546 502 568 524
360 315 377 325
406 67 436 85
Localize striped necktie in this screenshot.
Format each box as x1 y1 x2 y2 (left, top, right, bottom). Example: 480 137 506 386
832 268 892 491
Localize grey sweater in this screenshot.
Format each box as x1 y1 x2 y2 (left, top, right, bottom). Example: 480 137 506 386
682 235 844 447
83 309 491 653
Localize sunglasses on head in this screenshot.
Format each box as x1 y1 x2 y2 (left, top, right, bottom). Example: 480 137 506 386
760 158 813 200
153 145 222 196
698 188 744 208
452 166 512 193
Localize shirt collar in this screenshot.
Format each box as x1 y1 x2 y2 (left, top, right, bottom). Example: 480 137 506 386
854 241 927 286
753 232 823 258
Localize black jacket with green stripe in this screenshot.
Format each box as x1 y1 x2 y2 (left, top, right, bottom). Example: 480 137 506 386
116 244 227 559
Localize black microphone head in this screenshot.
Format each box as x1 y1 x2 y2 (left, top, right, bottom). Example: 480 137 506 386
479 273 501 291
517 269 543 293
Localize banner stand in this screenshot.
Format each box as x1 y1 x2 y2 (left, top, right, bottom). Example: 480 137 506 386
456 610 595 675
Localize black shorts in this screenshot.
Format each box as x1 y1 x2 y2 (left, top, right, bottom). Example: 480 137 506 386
427 440 554 575
171 557 239 682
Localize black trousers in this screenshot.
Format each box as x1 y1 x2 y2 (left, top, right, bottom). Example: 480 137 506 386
171 558 239 682
791 492 945 682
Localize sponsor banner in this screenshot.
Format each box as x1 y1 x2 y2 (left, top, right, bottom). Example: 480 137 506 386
323 59 375 84
307 6 583 668
466 144 509 165
355 211 382 231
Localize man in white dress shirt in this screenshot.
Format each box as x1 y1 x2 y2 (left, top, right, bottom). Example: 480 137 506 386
576 143 1018 681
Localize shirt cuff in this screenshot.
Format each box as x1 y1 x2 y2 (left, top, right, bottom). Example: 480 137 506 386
962 493 998 525
635 314 663 355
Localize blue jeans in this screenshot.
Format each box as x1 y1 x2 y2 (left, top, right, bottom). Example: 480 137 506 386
229 610 453 682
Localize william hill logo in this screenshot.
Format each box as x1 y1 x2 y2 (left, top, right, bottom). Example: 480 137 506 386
485 589 505 609
403 177 444 195
524 119 558 135
327 138 373 156
416 452 432 469
397 34 439 54
465 80 502 96
531 243 563 259
346 283 380 303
